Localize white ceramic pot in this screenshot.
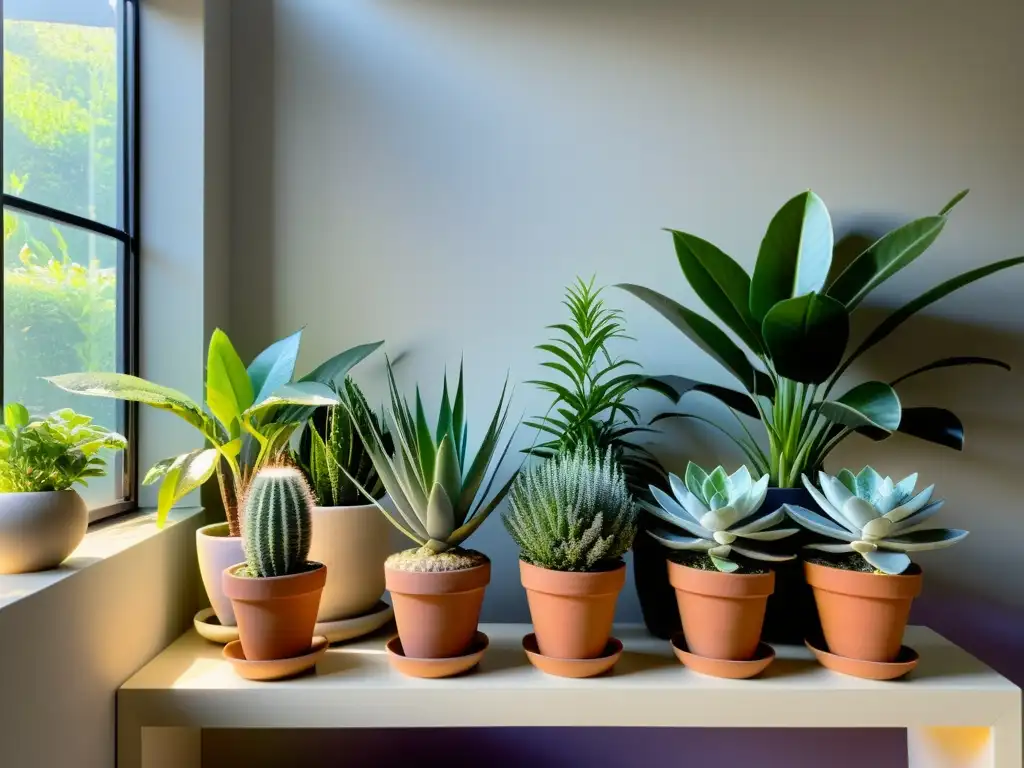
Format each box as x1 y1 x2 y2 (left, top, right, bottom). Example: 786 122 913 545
0 490 89 574
196 522 245 625
309 498 396 622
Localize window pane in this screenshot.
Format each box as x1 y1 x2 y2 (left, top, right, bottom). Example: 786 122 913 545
3 208 124 506
2 0 122 227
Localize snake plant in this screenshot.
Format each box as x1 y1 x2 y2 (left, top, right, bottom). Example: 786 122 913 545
643 462 798 572
619 190 1022 488
344 359 518 555
783 467 968 575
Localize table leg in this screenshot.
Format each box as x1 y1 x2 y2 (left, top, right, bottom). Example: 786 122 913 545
908 714 1022 768
118 726 201 768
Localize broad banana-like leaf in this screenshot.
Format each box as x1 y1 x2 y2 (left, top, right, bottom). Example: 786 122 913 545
670 229 762 351
155 448 219 527
274 340 383 425
244 381 338 418
617 284 764 393
206 329 255 436
46 372 208 431
826 216 946 309
834 255 1024 380
819 381 901 433
762 293 849 384
247 328 302 404
750 191 833 323
890 356 1009 387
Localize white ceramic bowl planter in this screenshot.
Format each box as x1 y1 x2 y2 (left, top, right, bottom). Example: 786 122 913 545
0 490 89 574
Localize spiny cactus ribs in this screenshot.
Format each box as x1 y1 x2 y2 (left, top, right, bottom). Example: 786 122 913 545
243 466 314 578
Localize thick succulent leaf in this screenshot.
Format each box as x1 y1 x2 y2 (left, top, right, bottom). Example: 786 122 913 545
616 284 764 393
783 503 857 541
646 528 714 551
434 435 463 524
206 329 255 434
819 381 901 433
890 356 1010 387
640 500 711 538
46 372 207 431
670 230 762 351
247 328 302 405
862 549 912 575
709 554 740 573
827 216 946 309
804 541 854 553
702 466 730 504
762 293 849 383
841 497 878 530
643 375 765 418
729 543 796 562
726 465 752 495
737 526 799 541
890 500 945 534
736 474 769 522
819 472 854 513
878 528 968 552
426 483 456 542
684 463 709 502
732 506 785 534
835 468 857 495
750 190 833 323
414 389 437 488
883 484 934 523
836 256 1024 378
668 473 707 521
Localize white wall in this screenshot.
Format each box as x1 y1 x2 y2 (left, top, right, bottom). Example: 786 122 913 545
230 0 1024 624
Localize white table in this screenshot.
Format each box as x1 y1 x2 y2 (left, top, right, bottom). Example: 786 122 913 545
118 624 1021 768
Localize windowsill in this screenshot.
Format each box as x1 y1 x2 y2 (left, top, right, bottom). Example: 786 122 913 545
0 506 205 613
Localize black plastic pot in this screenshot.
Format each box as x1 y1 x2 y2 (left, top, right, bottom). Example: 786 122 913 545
633 486 821 643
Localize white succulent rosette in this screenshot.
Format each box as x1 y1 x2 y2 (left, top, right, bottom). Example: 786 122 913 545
643 463 798 573
783 467 968 575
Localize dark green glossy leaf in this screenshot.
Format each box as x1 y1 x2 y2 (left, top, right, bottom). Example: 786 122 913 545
890 356 1010 387
642 374 762 419
819 381 901 432
670 229 761 351
860 406 965 450
750 191 833 323
827 216 945 309
939 189 970 216
762 293 849 383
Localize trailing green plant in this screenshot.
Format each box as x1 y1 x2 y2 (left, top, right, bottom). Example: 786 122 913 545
242 466 314 578
0 403 126 492
47 330 383 530
528 276 669 495
618 190 1023 488
783 467 967 575
344 359 518 559
292 377 387 507
503 444 637 572
643 462 798 573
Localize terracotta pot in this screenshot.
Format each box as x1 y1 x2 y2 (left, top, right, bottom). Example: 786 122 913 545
196 522 245 625
309 499 394 622
805 560 923 662
385 559 490 659
222 562 327 661
520 560 625 659
668 560 775 660
0 490 88 574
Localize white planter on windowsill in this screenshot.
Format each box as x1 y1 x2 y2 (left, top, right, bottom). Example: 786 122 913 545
196 522 245 626
0 489 89 574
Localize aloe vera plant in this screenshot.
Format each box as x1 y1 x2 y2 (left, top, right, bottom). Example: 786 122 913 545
47 330 382 531
345 359 517 556
619 190 1022 487
643 462 798 572
783 467 967 575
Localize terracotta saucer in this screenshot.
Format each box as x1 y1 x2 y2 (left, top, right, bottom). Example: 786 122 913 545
194 607 238 644
196 601 394 646
805 637 919 680
386 632 489 679
670 633 775 679
223 636 329 682
522 634 623 678
317 601 395 644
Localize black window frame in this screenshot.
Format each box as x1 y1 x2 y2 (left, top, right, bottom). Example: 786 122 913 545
1 0 141 519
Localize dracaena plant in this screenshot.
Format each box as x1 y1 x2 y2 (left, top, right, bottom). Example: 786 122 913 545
0 404 127 493
619 189 1023 488
783 467 967 575
528 276 670 495
344 359 517 556
47 330 382 531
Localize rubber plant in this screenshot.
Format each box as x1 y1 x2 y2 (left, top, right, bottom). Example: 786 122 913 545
46 330 382 532
618 190 1023 488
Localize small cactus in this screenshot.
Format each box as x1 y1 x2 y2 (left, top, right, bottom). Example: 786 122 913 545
243 466 314 577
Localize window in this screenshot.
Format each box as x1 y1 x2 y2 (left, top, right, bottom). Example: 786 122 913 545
2 0 138 518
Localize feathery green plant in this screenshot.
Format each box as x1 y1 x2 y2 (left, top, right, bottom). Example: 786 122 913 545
345 359 518 556
504 444 637 572
292 377 386 506
242 466 314 578
528 277 669 494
